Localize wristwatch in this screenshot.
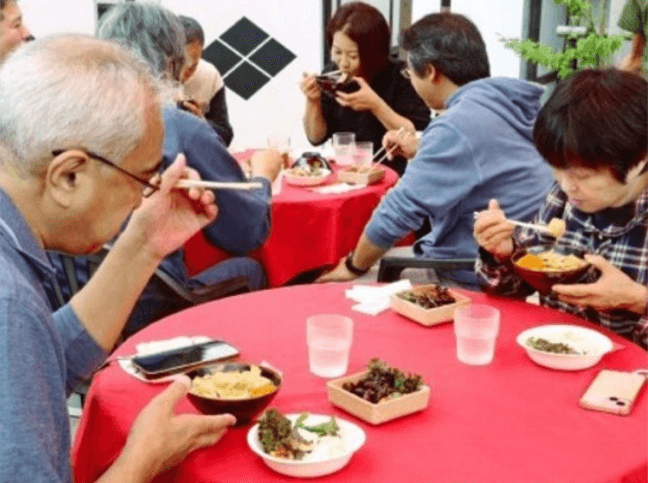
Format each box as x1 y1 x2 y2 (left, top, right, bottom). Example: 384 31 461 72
345 252 370 276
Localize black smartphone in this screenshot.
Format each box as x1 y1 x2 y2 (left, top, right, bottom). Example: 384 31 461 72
131 340 240 379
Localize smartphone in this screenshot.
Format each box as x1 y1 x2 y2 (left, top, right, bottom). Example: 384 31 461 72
579 369 646 416
131 340 240 379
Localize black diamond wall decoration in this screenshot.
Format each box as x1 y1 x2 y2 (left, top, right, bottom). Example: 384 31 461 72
224 62 270 100
203 39 242 76
204 17 296 100
220 17 269 56
250 38 297 77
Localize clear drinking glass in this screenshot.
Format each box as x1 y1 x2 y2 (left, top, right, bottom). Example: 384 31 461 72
332 132 356 166
306 314 353 378
352 141 373 168
454 304 500 366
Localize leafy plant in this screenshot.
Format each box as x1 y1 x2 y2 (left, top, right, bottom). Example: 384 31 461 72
501 0 628 79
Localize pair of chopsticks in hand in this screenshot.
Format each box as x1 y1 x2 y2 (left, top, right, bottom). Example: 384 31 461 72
473 211 566 239
371 127 406 168
175 179 263 191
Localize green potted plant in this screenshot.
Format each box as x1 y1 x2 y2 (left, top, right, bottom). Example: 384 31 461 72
502 0 628 79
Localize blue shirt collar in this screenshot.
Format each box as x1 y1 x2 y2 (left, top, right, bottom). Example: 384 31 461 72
0 189 56 277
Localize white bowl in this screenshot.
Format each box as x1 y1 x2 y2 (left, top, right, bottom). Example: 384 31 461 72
283 169 332 187
516 324 614 371
246 413 366 478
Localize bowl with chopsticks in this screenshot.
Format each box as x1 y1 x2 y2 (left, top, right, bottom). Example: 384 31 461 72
511 244 594 295
186 362 282 425
315 71 360 96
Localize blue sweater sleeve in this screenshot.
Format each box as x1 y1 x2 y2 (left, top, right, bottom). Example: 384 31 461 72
365 123 479 248
168 110 272 255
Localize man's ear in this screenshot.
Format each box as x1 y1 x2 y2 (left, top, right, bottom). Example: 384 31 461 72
427 64 441 83
45 150 91 208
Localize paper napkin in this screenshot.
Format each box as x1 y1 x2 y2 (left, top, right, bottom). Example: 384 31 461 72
311 183 366 195
346 280 412 316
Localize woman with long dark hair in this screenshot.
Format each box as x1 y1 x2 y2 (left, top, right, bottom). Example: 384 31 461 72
299 2 430 175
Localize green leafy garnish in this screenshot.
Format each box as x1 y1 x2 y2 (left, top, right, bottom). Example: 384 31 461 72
295 413 340 437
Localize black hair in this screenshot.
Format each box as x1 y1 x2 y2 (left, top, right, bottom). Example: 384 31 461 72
533 68 648 183
179 15 204 46
327 2 390 81
401 13 489 86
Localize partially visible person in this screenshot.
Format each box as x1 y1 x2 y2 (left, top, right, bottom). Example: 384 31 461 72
299 1 430 176
474 68 648 348
48 3 282 337
0 34 235 483
178 14 233 146
618 0 647 74
317 13 553 289
0 0 31 63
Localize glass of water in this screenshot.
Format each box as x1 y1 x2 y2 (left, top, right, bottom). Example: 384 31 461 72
454 304 500 366
306 314 353 378
353 141 373 168
332 132 356 166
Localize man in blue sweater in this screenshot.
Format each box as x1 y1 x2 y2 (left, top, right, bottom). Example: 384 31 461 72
318 13 553 288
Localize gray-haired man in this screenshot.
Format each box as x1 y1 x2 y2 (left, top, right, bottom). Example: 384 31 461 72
0 34 234 482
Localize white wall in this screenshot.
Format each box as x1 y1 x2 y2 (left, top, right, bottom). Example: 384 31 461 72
412 0 525 78
163 1 321 151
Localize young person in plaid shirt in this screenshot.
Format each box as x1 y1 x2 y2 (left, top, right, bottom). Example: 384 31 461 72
474 69 648 349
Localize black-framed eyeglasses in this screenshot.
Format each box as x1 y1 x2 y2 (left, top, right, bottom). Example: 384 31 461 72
52 149 161 197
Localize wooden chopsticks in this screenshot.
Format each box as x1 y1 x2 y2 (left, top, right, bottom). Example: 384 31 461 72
175 179 264 191
371 127 406 168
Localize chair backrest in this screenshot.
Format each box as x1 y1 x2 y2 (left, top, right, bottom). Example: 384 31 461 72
377 255 476 284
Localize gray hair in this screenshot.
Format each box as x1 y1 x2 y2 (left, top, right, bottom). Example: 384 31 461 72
97 2 186 81
179 15 204 46
0 34 160 176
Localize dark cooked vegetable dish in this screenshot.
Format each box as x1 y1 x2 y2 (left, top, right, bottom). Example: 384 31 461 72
397 285 456 309
342 358 423 404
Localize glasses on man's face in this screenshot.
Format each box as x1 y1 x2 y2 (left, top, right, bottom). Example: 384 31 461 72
52 149 162 198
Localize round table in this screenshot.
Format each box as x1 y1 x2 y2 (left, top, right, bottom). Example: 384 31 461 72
72 284 648 483
183 159 400 287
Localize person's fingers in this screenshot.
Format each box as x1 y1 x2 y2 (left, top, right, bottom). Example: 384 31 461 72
583 254 609 271
488 198 500 210
158 154 188 193
192 428 230 449
149 375 191 413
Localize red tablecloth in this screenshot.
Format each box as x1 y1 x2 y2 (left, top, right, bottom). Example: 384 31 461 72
183 158 400 287
72 284 648 483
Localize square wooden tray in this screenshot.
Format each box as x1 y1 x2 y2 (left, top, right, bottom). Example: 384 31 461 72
327 370 430 425
390 285 471 326
337 167 386 185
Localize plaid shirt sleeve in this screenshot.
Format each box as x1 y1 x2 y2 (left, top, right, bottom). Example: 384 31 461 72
476 183 566 296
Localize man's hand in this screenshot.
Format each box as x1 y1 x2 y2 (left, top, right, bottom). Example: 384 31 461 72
552 254 648 315
116 375 236 482
127 154 217 261
381 128 417 160
473 199 514 261
299 72 322 103
177 99 205 118
316 257 359 283
335 77 382 112
250 149 285 181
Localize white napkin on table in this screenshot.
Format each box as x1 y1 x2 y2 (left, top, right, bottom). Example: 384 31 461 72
311 182 366 195
345 280 412 316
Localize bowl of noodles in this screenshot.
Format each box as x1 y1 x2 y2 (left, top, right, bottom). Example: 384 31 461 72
511 244 592 295
186 362 282 425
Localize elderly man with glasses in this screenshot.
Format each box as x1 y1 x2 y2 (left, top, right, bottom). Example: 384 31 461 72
0 34 235 483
